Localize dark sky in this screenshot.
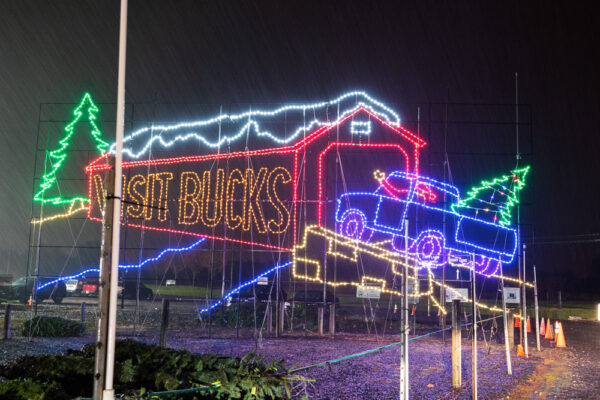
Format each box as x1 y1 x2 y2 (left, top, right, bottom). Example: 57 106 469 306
0 1 598 293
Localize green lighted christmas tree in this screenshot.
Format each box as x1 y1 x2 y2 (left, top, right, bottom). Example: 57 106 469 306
451 166 530 226
34 93 109 208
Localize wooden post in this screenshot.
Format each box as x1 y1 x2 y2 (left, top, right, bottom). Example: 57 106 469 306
81 302 86 324
318 306 324 335
451 299 461 388
159 299 170 347
267 303 273 334
3 304 11 340
278 301 285 335
507 313 515 350
329 303 336 336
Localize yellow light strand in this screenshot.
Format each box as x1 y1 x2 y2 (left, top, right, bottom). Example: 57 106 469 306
31 200 88 225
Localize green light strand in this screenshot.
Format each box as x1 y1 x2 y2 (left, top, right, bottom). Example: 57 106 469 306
451 166 530 226
33 92 109 206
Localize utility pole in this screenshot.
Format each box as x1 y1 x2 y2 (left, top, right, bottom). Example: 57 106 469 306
93 0 128 398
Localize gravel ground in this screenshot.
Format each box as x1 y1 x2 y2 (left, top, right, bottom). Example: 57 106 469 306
1 319 598 399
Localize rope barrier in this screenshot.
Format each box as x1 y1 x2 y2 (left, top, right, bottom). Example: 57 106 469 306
291 314 504 373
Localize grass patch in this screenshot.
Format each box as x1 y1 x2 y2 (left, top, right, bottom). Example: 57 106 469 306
147 285 209 298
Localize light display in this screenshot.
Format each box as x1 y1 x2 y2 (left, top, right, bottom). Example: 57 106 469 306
34 90 533 321
112 91 402 158
37 237 206 290
451 166 530 226
198 261 292 314
335 170 519 273
87 105 425 251
34 93 109 207
31 200 88 225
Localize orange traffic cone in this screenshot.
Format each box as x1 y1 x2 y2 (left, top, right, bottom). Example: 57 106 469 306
27 295 33 306
545 318 553 339
516 344 526 357
514 314 521 328
540 317 546 336
554 321 560 344
394 304 398 314
411 304 415 316
556 322 566 348
527 316 532 333
437 307 441 317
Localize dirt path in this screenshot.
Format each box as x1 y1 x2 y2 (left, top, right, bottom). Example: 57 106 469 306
509 320 600 399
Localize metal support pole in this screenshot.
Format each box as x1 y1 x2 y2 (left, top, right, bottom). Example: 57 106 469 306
159 299 170 347
534 266 540 351
522 244 528 357
3 304 11 340
471 261 477 400
93 0 127 397
500 265 512 375
82 302 86 324
400 218 409 400
451 299 461 388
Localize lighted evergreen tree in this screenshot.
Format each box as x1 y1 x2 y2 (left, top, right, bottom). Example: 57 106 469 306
451 166 530 226
33 93 109 210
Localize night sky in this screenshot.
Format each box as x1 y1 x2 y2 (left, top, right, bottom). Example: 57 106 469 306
0 1 598 295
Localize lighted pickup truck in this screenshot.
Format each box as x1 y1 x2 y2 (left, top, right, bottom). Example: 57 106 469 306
335 170 517 275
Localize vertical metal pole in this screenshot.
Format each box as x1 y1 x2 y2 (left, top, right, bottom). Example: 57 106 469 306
471 257 477 400
400 218 409 400
522 244 528 357
451 299 461 388
533 266 540 352
500 264 512 375
94 1 127 398
82 302 86 324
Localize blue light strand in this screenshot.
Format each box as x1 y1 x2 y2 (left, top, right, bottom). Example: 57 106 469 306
198 261 292 314
36 238 206 291
111 91 401 159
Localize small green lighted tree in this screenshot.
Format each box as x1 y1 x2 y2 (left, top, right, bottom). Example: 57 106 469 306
452 166 530 226
33 93 109 211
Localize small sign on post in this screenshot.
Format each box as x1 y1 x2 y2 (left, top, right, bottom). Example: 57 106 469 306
257 277 268 286
504 287 521 304
446 288 469 303
356 286 381 299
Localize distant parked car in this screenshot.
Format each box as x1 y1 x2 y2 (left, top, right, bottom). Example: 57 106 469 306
165 280 176 286
119 281 153 300
233 285 287 303
65 279 82 295
80 278 99 297
0 277 66 304
291 290 339 305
